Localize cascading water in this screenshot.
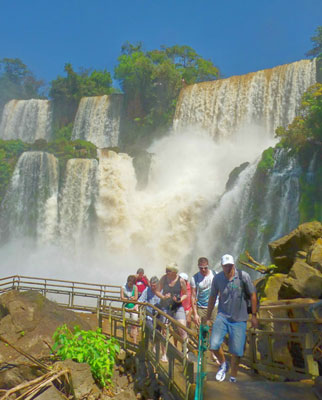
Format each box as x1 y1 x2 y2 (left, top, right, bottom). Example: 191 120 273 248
72 95 122 148
0 151 59 244
174 59 316 140
0 99 53 142
192 148 302 273
93 129 274 275
59 159 98 247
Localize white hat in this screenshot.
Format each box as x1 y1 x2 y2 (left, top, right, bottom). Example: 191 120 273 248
179 272 189 281
221 254 234 266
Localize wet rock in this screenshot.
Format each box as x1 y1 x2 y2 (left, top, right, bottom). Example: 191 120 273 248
36 385 66 399
0 290 91 364
269 221 322 272
307 237 322 273
258 273 287 302
55 360 101 400
278 260 322 299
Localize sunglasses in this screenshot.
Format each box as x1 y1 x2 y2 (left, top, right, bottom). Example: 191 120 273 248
199 266 208 270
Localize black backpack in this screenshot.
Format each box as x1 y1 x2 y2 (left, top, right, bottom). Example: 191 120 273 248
238 270 260 314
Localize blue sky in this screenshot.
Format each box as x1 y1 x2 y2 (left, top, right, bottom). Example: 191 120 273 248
0 0 321 87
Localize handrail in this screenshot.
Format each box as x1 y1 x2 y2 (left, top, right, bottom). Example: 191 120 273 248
0 275 320 399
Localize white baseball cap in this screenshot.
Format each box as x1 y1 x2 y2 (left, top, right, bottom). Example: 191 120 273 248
221 254 234 266
179 272 189 281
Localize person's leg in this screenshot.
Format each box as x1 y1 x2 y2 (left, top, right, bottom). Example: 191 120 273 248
231 354 241 377
209 314 228 364
131 308 139 344
227 320 247 380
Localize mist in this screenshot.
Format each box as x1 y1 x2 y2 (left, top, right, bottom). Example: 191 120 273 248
0 124 275 285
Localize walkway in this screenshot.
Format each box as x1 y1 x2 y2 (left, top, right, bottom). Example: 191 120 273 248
203 355 317 400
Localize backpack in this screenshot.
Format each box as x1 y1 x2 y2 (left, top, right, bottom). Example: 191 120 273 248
238 270 260 314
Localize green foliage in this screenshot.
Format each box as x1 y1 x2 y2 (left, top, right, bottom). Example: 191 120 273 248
114 42 219 147
275 83 322 150
0 139 30 204
0 58 44 112
257 147 275 172
53 123 73 141
306 26 322 59
52 324 120 387
299 161 322 223
50 63 115 127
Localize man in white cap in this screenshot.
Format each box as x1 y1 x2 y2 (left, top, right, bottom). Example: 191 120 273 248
206 254 258 383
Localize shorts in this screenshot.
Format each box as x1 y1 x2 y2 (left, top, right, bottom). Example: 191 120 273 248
159 306 186 324
197 306 217 322
209 314 247 357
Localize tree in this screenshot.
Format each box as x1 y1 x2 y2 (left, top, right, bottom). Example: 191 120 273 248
114 43 219 147
49 63 115 127
306 26 322 59
0 58 44 112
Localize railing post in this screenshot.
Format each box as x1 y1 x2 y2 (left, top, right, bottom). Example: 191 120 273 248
97 294 102 329
44 279 47 298
303 332 319 378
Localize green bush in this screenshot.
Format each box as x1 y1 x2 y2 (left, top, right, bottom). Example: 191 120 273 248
257 147 274 172
52 324 120 388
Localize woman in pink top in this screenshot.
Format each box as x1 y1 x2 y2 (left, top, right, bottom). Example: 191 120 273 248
179 272 192 328
135 268 150 295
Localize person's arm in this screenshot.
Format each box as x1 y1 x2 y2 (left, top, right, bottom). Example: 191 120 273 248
243 271 258 328
120 287 125 301
206 279 218 325
191 279 200 325
144 275 150 286
206 294 217 322
155 275 168 300
132 285 138 301
250 292 258 329
176 278 187 303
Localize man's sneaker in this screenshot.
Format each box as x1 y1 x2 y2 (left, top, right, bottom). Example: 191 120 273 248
216 362 229 382
229 376 237 383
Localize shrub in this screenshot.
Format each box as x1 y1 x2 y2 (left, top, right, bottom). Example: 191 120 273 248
52 324 120 388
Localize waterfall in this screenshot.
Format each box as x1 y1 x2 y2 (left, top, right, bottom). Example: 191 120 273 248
72 94 122 148
0 151 59 244
193 148 301 270
174 59 316 140
0 99 53 142
59 158 98 247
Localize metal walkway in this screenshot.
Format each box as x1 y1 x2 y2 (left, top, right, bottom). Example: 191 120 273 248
0 275 320 400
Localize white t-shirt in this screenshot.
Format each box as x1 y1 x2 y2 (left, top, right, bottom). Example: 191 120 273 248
191 270 215 308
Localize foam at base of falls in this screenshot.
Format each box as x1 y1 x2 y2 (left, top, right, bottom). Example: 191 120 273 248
174 59 316 140
0 99 53 142
72 95 122 148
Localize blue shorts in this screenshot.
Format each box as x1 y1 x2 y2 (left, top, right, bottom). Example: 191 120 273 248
210 314 247 357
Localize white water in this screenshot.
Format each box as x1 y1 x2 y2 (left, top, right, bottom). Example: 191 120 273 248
174 59 316 140
0 151 59 244
72 95 122 147
0 99 53 142
59 158 98 247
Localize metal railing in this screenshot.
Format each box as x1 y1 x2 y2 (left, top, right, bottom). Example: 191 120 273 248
0 276 321 398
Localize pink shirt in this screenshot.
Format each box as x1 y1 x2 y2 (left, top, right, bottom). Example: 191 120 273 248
182 282 192 311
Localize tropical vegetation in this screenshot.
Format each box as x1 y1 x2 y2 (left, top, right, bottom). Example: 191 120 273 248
114 42 219 146
52 324 120 388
